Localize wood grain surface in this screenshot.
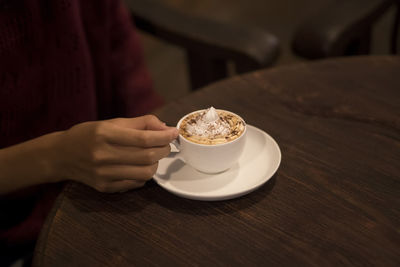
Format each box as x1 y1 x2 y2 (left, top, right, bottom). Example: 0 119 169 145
33 56 400 266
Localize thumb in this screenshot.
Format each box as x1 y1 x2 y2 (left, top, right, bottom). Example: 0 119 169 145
142 115 171 131
109 115 171 131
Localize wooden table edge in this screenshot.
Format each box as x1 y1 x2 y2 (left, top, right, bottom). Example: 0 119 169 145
32 182 71 267
31 55 400 266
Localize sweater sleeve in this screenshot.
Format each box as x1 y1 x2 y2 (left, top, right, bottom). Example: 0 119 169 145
108 0 163 117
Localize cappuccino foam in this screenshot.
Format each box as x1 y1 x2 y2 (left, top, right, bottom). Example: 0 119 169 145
179 107 245 145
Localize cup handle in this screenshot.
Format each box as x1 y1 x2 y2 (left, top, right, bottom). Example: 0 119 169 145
169 139 185 162
170 139 180 152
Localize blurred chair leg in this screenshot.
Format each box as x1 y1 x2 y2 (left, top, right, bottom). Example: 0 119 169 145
344 28 372 55
187 51 227 90
391 1 400 53
235 60 260 75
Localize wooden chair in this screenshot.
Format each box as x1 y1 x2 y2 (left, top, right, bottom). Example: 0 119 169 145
124 0 280 90
292 0 399 59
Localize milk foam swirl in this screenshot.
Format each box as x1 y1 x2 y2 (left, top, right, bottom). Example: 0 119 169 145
185 107 230 138
179 107 245 145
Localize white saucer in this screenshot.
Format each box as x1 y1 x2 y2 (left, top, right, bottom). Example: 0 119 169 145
153 125 281 201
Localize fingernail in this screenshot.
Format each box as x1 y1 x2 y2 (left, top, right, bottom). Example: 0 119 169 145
172 128 179 137
161 122 170 129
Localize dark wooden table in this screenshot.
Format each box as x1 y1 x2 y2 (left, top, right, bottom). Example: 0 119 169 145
33 56 400 266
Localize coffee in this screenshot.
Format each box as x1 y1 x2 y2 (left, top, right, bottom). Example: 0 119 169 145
179 107 245 145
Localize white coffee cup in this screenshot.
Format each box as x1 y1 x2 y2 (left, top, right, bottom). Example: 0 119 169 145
172 109 247 173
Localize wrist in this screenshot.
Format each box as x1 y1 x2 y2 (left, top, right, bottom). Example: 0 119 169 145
0 130 66 194
39 131 66 183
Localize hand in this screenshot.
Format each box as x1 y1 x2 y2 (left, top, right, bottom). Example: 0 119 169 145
54 115 178 193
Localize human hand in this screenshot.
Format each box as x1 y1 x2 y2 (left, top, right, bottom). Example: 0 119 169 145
53 115 178 193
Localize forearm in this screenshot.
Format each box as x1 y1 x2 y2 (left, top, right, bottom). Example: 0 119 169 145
0 116 178 195
0 131 64 195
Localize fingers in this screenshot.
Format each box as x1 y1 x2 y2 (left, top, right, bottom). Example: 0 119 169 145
66 116 177 194
110 115 171 131
103 115 178 147
105 125 179 147
95 180 146 193
96 163 159 182
90 163 157 192
102 145 171 165
141 115 171 131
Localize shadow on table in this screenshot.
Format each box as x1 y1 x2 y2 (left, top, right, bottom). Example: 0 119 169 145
64 172 277 217
145 173 277 216
63 182 154 214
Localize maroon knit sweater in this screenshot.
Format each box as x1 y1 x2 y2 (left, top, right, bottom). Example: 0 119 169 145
0 0 162 247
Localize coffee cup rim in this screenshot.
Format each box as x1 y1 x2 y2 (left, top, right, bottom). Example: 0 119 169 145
176 109 247 147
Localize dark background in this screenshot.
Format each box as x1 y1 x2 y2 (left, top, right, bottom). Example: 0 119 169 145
136 0 396 102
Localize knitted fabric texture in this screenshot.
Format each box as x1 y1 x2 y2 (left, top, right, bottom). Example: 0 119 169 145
0 0 162 246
